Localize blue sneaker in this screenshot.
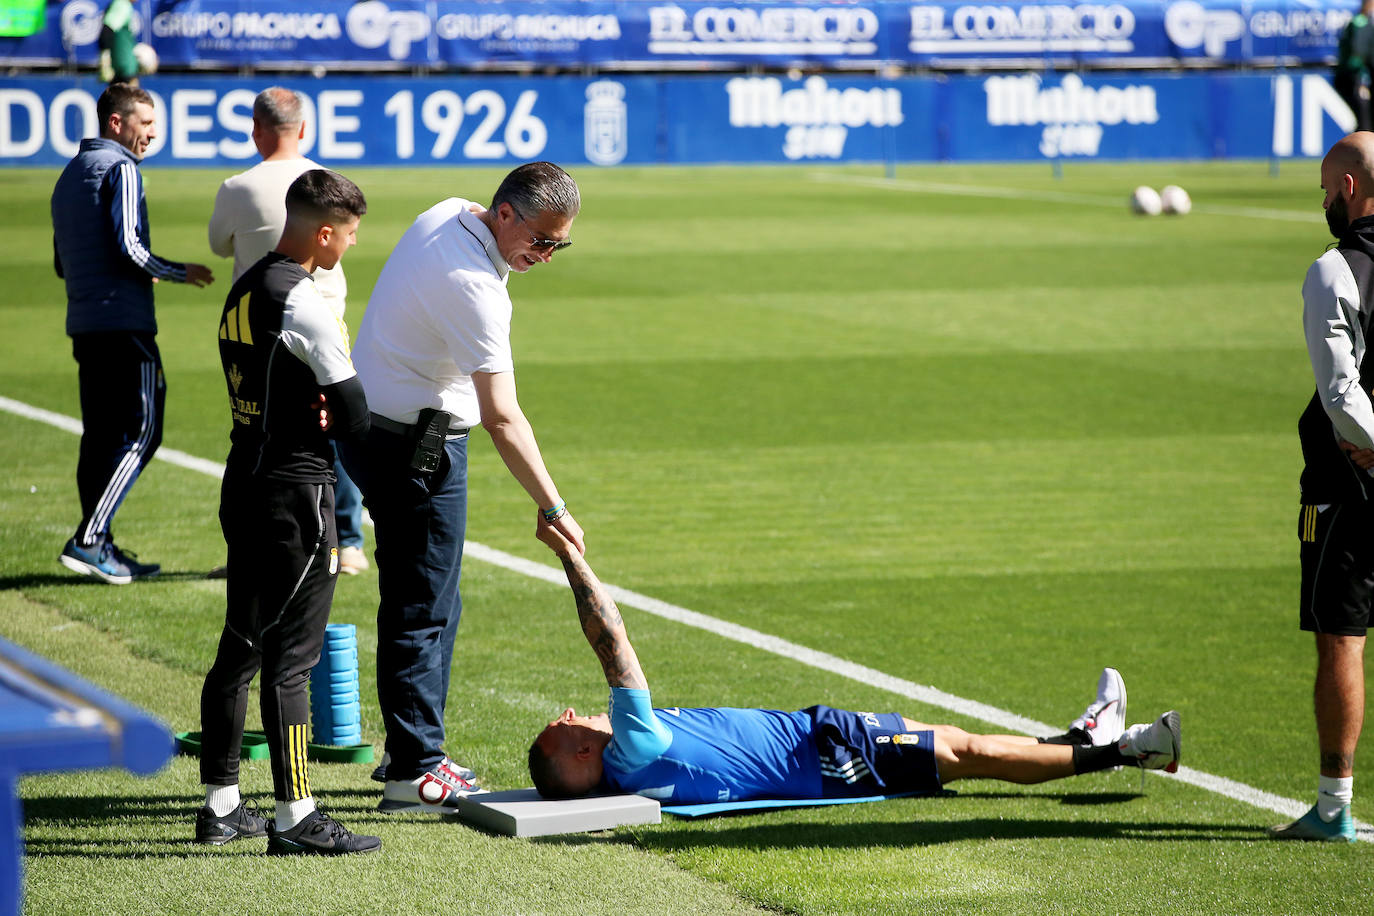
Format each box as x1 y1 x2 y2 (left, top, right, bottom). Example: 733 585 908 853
109 543 160 579
59 538 159 585
1266 804 1356 843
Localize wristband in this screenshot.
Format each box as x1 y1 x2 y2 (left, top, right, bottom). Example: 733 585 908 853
542 501 566 522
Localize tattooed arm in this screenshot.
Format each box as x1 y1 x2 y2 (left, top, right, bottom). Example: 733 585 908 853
538 521 648 690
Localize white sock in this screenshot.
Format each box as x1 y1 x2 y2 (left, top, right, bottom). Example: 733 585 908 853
1317 775 1353 822
276 797 317 831
205 784 240 817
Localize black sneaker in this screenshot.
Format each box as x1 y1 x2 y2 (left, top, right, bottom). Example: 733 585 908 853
195 801 271 845
267 810 381 856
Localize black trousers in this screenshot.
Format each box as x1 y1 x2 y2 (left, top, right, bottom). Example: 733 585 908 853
200 472 338 801
1335 71 1373 132
70 331 165 547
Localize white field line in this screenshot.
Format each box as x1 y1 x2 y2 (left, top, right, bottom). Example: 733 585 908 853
809 172 1324 224
5 393 1369 840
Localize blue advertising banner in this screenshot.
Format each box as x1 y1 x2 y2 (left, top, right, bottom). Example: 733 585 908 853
150 0 434 67
0 71 1356 167
0 0 1359 70
433 0 626 68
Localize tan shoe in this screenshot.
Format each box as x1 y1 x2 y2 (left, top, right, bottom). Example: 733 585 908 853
339 545 369 575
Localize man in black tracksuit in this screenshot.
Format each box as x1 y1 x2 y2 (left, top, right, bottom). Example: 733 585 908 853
51 83 213 584
1271 132 1374 843
196 169 378 856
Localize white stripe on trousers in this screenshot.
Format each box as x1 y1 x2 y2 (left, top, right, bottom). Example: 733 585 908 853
81 356 156 544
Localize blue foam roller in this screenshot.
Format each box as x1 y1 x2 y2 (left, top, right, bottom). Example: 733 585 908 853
326 650 358 669
310 624 363 746
316 703 360 725
316 723 361 741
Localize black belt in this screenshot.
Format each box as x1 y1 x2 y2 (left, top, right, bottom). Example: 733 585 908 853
370 413 470 440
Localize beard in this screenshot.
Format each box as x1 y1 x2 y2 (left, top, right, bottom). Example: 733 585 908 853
1327 196 1350 239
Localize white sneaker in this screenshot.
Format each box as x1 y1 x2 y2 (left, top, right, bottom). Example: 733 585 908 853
1069 667 1127 747
377 757 482 814
339 545 369 575
1118 711 1181 772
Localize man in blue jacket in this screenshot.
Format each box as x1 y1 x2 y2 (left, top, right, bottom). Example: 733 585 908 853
51 82 214 584
528 526 1182 807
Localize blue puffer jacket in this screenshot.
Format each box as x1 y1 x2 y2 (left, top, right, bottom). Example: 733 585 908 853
52 137 186 336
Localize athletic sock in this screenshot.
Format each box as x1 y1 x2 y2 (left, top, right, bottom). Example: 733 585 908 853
276 797 317 831
1071 743 1131 775
1039 730 1089 747
205 784 241 817
1317 775 1353 822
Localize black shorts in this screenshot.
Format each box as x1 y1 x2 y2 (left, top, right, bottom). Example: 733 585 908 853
1299 502 1374 637
806 706 941 799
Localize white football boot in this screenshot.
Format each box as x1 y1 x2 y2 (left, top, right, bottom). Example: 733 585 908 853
1069 667 1128 747
1118 711 1181 773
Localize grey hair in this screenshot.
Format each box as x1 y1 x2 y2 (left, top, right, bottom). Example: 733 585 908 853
253 87 304 131
491 162 581 220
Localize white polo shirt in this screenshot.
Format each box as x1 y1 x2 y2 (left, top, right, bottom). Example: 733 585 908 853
208 157 348 318
353 199 514 429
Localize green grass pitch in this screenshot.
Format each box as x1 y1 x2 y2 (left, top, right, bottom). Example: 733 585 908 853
1 160 1371 914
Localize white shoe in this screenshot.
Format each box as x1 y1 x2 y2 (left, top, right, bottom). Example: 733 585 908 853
339 545 369 575
1118 711 1181 772
377 757 482 814
1069 667 1127 747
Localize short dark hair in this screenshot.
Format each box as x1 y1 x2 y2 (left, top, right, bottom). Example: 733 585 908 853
492 162 580 221
285 169 367 226
253 87 304 131
97 83 153 135
528 738 589 800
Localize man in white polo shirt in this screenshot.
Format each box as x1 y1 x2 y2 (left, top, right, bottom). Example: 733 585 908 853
208 86 369 576
341 161 585 814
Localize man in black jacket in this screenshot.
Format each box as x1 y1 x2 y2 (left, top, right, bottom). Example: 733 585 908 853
52 82 213 584
1273 132 1374 843
196 169 378 856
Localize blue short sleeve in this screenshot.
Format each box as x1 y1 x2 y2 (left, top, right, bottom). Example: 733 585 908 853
605 687 672 771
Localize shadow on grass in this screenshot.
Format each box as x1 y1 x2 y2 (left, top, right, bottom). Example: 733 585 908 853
19 790 395 859
2 571 224 589
636 817 1265 849
960 791 1146 807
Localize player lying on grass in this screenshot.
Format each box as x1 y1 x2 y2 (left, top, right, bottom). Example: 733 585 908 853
528 525 1182 804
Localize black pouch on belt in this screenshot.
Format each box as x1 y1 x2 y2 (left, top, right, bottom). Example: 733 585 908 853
410 407 452 473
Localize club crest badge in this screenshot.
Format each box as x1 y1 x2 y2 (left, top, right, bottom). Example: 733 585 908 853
584 81 627 166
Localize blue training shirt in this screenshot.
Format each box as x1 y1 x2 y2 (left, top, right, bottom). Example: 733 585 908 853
600 687 822 804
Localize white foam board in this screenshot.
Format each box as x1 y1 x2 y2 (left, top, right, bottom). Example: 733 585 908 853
452 788 660 837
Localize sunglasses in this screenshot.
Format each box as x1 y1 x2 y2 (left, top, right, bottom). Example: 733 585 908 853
510 205 572 252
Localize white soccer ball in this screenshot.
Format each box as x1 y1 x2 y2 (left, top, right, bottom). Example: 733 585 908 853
1160 184 1192 216
1130 186 1162 216
133 42 158 75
